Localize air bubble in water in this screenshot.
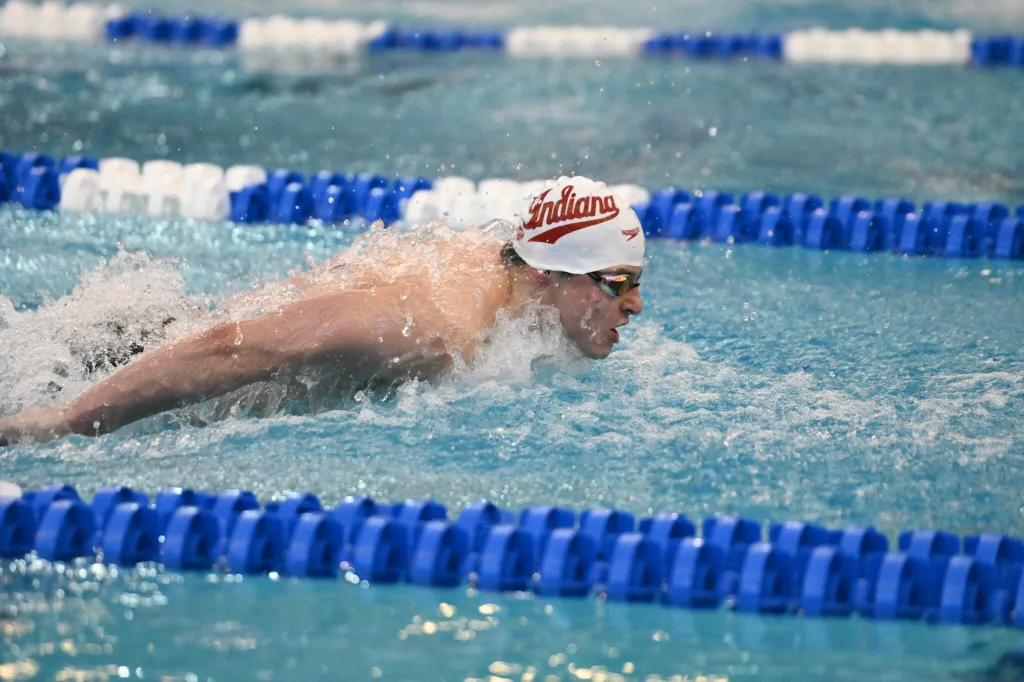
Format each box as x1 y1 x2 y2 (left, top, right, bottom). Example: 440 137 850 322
594 60 601 67
234 327 243 345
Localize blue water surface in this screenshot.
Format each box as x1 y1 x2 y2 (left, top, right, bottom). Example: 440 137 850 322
1 0 1024 679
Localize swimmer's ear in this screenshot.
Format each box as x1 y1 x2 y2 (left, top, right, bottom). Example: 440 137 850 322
531 269 554 282
531 270 559 287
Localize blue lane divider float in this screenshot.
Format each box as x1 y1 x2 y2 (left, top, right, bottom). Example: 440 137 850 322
635 188 1024 260
1 2 1023 68
2 483 1024 629
105 12 241 48
2 149 1023 261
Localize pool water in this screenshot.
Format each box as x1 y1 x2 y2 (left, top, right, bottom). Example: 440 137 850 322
2 43 1024 207
2 0 1024 680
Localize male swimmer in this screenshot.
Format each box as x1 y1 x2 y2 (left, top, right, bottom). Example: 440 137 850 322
0 176 644 445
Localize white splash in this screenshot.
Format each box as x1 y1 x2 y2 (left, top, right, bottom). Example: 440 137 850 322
0 248 206 415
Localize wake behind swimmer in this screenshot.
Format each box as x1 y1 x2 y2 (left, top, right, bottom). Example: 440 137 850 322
0 176 646 445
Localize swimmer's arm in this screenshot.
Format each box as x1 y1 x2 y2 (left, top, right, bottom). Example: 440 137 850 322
56 286 449 438
0 322 257 445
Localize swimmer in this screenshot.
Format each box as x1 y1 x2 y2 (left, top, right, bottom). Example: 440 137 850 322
0 176 644 445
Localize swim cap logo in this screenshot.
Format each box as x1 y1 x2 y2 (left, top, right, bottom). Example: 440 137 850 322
521 185 621 244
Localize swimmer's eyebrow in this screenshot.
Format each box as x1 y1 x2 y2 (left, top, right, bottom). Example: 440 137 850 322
597 267 642 276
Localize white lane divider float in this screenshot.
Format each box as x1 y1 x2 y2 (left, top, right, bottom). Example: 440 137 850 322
237 16 389 53
504 26 658 58
783 28 974 65
0 0 126 43
60 159 252 221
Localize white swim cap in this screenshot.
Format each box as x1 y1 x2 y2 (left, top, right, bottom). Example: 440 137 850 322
511 175 645 274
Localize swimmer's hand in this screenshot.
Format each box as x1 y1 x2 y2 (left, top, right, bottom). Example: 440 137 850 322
0 406 72 446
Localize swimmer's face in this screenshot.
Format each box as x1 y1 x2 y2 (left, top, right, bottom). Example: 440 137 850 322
540 265 644 359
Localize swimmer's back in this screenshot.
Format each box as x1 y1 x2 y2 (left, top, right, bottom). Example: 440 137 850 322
275 236 511 363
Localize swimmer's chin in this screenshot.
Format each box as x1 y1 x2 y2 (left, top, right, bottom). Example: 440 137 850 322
578 342 614 361
579 331 623 360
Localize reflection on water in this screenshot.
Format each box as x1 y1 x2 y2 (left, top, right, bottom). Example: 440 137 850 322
2 556 1021 682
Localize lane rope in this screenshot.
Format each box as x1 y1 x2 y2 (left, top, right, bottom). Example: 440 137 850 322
1 2 1023 66
3 150 1023 260
1 482 1022 628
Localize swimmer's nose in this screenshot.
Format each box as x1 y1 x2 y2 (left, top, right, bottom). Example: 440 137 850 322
622 288 643 317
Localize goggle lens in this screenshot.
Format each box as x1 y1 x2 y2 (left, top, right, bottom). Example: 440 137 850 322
590 272 641 297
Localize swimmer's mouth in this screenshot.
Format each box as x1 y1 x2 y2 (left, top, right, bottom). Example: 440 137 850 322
610 322 628 343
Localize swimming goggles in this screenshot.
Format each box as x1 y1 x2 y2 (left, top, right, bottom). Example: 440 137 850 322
587 271 641 297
